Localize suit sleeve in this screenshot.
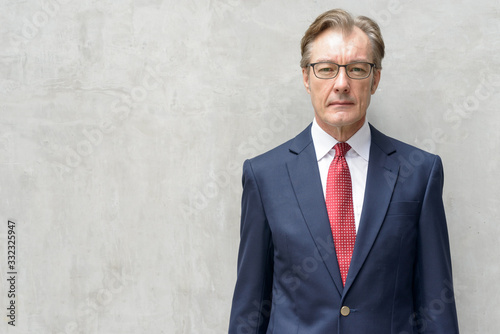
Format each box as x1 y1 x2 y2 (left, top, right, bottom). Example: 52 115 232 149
413 155 460 333
228 160 274 334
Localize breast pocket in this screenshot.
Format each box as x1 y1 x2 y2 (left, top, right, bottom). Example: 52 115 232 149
386 201 420 216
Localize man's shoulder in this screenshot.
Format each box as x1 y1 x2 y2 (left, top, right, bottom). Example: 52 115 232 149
245 124 312 169
370 124 442 170
251 137 295 161
371 124 437 156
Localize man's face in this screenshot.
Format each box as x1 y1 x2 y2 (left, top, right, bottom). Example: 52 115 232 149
302 27 381 138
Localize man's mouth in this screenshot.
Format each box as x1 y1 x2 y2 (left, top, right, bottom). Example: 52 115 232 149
328 100 354 106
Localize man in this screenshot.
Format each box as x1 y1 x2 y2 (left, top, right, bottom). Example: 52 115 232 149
229 9 459 334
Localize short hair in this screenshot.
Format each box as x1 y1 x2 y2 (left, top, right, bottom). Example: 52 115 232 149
300 9 385 69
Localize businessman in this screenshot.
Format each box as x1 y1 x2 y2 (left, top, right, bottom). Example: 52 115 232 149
229 9 459 334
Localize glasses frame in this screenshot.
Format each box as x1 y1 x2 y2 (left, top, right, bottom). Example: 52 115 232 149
308 61 376 80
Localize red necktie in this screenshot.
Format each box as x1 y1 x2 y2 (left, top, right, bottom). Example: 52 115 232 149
326 142 356 287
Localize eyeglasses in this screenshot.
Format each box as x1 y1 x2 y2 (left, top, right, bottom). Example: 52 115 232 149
308 61 376 80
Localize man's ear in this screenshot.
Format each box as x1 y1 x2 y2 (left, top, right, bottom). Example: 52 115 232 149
371 68 381 94
302 67 311 94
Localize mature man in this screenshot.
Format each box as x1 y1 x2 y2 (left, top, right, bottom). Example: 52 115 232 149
229 9 459 334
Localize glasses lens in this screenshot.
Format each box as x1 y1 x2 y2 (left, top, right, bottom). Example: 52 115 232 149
314 63 339 79
346 62 372 79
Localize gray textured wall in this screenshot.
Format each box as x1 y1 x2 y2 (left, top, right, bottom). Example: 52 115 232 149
0 0 499 333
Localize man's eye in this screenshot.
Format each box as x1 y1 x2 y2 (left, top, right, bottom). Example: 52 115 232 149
349 65 369 74
318 67 335 72
351 67 365 72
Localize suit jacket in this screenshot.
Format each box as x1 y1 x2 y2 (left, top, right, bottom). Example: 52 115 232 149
229 123 459 334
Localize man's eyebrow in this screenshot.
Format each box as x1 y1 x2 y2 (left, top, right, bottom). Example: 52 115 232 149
313 58 371 63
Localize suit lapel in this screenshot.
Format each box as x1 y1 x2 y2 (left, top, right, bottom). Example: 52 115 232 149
343 124 400 292
286 125 344 296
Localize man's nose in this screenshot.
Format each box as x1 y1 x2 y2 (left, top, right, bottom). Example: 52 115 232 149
333 68 350 93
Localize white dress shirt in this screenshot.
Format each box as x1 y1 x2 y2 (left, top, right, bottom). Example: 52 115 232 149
311 118 371 232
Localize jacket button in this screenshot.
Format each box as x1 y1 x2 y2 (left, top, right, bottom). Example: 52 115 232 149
340 306 350 316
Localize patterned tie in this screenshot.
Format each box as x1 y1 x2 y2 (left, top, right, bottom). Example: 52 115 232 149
326 142 356 287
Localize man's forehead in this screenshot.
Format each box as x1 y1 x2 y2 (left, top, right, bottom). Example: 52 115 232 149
310 27 372 60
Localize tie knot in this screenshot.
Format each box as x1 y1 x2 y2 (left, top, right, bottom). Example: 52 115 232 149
334 142 351 157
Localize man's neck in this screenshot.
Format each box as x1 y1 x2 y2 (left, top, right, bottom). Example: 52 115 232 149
315 117 365 142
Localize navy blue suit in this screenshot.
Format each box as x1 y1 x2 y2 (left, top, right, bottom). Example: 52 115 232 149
229 123 459 333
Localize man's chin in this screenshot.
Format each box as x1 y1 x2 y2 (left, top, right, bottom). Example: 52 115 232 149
318 114 365 129
324 114 360 127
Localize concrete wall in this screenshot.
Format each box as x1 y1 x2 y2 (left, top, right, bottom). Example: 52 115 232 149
0 0 498 333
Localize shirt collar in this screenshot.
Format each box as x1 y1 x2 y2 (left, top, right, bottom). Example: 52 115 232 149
311 117 371 162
